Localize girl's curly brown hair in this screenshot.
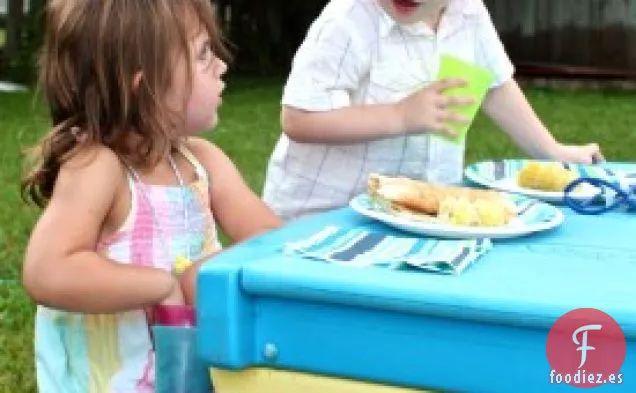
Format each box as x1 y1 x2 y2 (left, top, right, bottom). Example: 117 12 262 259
21 0 230 207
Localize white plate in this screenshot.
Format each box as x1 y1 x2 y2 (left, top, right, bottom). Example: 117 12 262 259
481 175 599 203
349 193 564 239
464 160 601 203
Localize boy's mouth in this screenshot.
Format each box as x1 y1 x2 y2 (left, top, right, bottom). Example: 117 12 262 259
391 0 423 13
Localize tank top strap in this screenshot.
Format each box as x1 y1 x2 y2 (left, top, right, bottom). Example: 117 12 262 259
120 159 141 190
176 143 209 186
118 161 141 233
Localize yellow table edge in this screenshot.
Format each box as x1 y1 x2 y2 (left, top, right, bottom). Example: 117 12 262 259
211 368 432 393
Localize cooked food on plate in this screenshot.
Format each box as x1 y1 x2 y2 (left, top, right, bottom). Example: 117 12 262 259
516 161 579 192
367 173 517 227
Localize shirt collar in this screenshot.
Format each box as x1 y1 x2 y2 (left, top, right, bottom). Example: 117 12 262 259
376 0 480 38
377 3 399 38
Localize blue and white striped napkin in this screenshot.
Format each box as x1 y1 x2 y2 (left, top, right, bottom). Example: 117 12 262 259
284 226 492 275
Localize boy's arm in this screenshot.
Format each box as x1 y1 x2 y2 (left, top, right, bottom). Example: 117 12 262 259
482 80 560 158
482 80 603 163
22 146 180 313
283 79 473 144
282 103 404 143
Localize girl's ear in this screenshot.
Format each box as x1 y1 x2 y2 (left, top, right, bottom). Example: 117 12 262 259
132 71 143 94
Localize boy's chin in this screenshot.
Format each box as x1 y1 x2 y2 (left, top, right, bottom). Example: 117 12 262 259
383 9 425 25
391 14 426 25
381 0 446 25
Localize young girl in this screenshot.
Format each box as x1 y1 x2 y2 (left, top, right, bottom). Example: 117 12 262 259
21 0 281 391
262 0 605 221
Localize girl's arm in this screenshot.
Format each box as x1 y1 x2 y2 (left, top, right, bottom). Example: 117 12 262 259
179 138 283 305
23 146 180 313
482 79 604 163
188 138 283 241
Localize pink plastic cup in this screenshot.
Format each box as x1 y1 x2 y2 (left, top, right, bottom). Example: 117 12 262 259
152 305 196 327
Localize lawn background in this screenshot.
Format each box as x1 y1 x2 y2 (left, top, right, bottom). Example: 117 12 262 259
1 77 635 392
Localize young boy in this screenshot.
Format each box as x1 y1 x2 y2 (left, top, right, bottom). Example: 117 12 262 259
262 0 604 221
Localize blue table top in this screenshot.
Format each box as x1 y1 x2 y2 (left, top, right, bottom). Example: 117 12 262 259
199 199 636 337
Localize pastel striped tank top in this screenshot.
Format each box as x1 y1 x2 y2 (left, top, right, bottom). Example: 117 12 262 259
34 146 221 393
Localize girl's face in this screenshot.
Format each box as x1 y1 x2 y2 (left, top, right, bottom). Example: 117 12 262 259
168 29 227 135
377 0 448 25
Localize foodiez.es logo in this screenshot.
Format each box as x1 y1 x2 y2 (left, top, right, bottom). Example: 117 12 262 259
546 308 626 387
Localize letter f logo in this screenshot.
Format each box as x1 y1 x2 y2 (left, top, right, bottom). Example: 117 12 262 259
573 324 602 368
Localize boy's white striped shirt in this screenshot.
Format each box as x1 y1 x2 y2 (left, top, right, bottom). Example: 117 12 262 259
263 0 515 221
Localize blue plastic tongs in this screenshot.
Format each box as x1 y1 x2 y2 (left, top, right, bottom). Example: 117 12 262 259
563 176 636 215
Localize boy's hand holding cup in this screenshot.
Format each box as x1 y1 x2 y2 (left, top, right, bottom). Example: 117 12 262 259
434 55 495 144
397 55 494 143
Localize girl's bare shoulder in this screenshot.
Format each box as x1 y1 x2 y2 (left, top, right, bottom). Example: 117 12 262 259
182 137 229 171
54 144 128 203
60 144 125 175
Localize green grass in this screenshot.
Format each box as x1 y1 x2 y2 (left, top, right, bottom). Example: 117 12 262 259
1 78 635 392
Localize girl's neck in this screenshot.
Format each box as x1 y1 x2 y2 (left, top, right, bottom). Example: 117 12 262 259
128 147 191 186
125 131 181 168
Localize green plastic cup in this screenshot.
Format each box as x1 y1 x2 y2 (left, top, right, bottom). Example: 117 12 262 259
436 55 495 144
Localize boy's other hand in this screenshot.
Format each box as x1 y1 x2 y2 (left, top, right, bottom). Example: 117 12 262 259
554 143 605 164
397 78 474 137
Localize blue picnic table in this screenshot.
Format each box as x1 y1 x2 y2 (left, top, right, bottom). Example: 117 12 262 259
196 162 636 393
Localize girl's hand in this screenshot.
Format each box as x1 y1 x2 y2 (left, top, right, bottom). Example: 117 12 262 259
554 143 605 164
177 250 222 306
396 78 475 137
145 275 184 326
159 275 185 306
